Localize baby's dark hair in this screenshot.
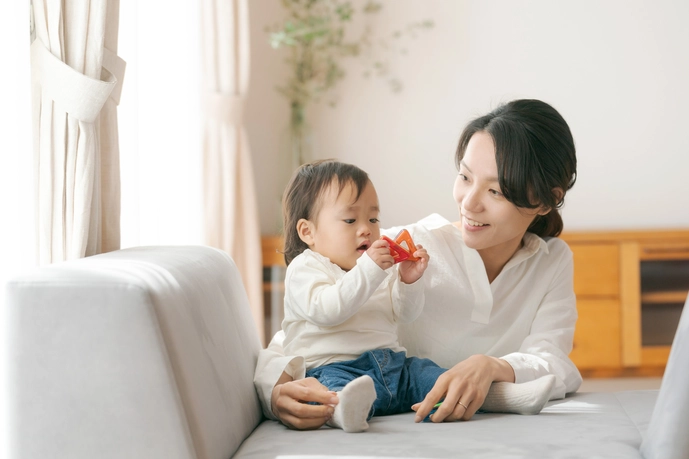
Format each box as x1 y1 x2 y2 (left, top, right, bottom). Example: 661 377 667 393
282 159 370 266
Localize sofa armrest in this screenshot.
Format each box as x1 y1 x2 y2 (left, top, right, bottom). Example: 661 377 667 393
641 295 689 459
5 246 262 459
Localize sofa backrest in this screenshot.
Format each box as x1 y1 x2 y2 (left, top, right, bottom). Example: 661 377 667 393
641 293 689 459
5 246 263 459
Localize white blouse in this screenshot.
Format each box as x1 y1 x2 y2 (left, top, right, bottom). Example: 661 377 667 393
282 249 424 370
255 214 582 419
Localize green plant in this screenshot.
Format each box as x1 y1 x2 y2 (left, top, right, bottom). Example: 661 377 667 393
269 0 432 170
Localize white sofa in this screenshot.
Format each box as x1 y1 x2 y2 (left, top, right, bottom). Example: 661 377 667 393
4 246 688 458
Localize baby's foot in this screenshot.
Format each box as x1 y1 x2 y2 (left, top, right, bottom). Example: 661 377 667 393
327 375 377 432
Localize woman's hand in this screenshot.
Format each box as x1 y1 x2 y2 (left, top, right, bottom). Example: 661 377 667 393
271 372 339 430
411 354 515 423
398 244 429 284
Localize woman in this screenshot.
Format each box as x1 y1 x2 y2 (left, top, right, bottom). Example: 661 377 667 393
255 99 581 429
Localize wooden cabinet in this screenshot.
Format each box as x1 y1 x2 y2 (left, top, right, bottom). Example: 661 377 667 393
561 230 689 376
261 236 286 346
569 299 621 369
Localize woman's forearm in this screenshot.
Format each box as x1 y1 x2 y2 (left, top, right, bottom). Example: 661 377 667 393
493 356 516 383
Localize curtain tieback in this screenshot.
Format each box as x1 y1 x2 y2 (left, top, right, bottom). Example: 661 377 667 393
204 92 245 124
102 47 127 106
30 39 116 123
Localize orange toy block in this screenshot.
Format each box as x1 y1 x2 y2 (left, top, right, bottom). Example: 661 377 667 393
381 229 420 264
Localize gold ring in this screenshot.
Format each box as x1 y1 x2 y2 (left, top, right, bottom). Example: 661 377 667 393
457 401 468 411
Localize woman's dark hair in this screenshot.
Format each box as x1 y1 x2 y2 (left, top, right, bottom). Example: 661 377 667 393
282 159 370 266
455 99 577 238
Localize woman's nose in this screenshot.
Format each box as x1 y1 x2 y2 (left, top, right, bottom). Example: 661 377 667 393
462 187 482 213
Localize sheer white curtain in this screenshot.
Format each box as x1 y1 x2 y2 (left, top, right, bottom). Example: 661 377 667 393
1 5 34 458
117 2 203 250
200 0 263 341
31 0 125 263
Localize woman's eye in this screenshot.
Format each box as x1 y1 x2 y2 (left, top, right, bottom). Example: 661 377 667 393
459 173 468 181
344 219 355 224
489 189 503 197
369 218 380 224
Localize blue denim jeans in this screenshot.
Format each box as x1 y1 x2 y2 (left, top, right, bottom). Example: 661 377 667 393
305 349 447 418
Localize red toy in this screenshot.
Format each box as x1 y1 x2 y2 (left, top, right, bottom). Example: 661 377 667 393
381 229 420 264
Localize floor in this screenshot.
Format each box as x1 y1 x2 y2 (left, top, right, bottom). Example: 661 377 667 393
579 377 663 392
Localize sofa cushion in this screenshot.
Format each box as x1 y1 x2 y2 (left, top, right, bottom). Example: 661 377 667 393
5 246 263 459
234 390 657 458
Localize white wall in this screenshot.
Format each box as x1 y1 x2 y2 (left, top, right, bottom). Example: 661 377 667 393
247 0 689 233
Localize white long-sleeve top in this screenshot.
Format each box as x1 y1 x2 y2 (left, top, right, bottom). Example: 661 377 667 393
255 214 582 419
282 249 425 370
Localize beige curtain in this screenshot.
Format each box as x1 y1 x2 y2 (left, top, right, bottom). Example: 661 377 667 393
31 0 125 263
200 0 263 342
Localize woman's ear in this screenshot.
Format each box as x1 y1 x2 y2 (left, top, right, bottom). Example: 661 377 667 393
537 205 551 216
539 187 565 216
297 218 315 246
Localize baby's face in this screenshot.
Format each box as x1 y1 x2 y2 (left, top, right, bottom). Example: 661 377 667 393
309 180 381 271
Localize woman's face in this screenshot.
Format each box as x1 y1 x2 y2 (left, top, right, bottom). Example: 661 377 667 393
453 131 543 256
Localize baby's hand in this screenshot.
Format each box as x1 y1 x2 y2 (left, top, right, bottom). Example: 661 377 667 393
367 239 395 270
399 245 429 284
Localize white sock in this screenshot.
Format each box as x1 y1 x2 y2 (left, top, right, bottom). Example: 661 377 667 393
481 374 556 415
327 375 377 433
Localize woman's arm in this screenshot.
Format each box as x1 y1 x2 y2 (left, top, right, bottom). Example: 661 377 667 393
254 330 339 429
499 261 582 398
271 372 338 430
412 240 581 422
411 354 515 423
254 330 304 419
498 241 581 398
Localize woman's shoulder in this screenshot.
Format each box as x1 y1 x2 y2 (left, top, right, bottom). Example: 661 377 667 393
415 213 454 230
542 235 573 257
383 213 455 237
526 234 573 270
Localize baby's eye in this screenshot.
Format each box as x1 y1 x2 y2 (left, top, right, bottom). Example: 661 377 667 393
369 218 380 224
344 219 356 224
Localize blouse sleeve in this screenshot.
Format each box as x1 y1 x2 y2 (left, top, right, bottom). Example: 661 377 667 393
500 245 583 399
253 330 305 420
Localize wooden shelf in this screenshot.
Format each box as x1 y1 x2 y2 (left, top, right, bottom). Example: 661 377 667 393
641 291 689 304
561 229 689 244
640 243 689 261
561 229 689 375
262 235 286 267
642 346 672 367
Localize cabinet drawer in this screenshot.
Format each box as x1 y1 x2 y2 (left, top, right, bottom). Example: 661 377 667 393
570 299 621 369
570 243 619 297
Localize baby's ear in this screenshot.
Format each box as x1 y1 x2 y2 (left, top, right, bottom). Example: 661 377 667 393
297 218 315 246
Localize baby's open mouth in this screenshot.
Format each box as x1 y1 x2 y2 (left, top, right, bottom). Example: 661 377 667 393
357 242 370 252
